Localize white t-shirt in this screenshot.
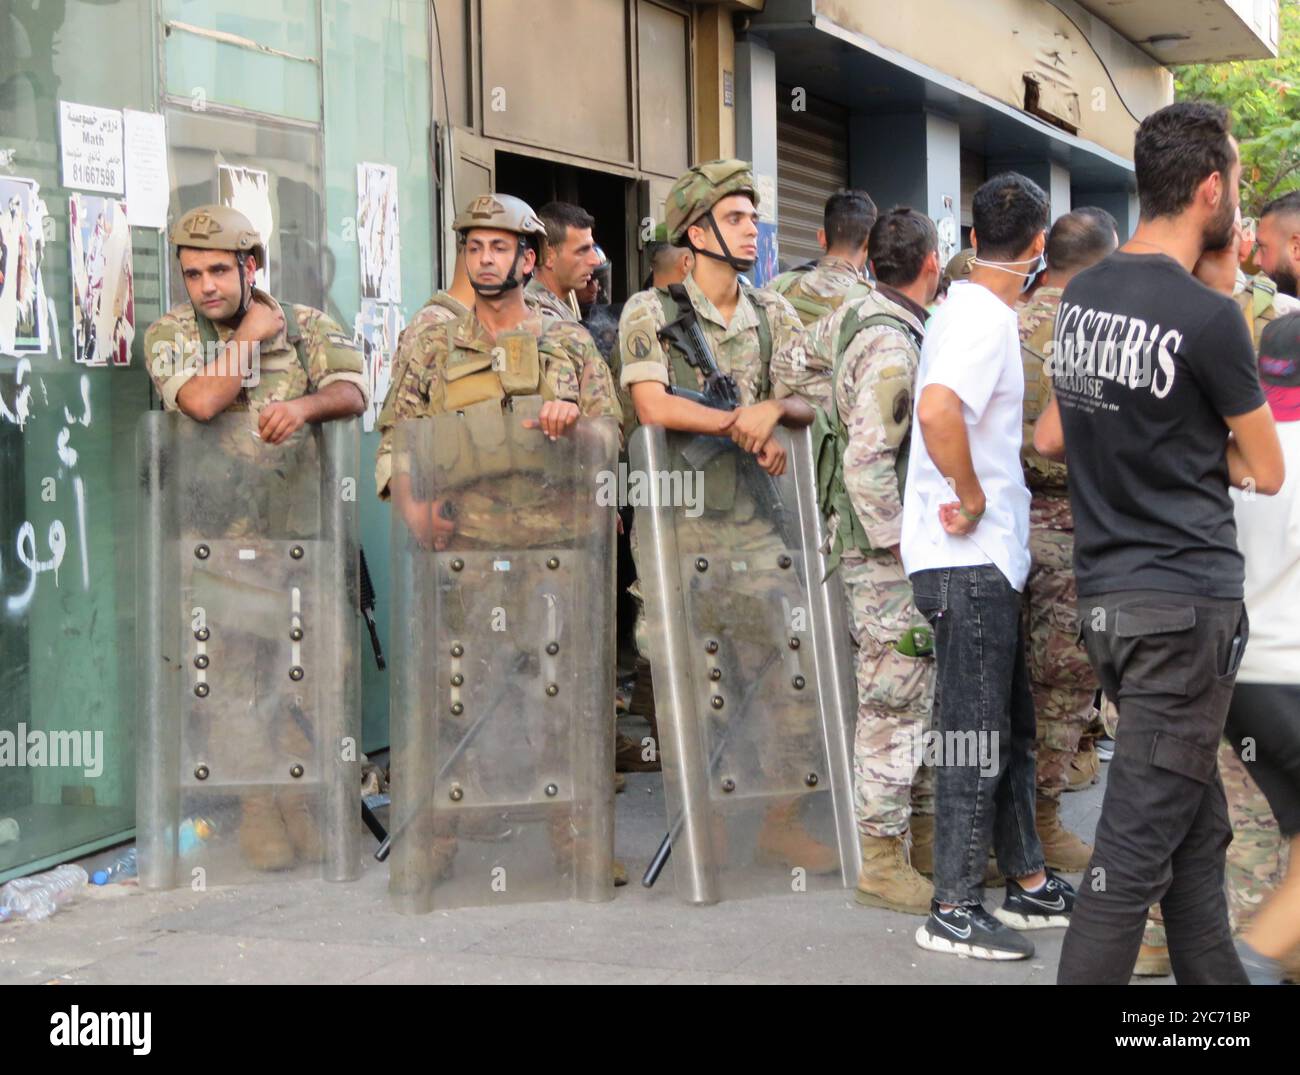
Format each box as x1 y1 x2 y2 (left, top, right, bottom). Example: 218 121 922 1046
1232 418 1300 685
901 280 1032 591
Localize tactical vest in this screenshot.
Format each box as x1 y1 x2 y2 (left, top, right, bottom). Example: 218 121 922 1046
438 322 555 412
813 306 921 574
620 285 775 516
1020 315 1069 497
772 269 851 327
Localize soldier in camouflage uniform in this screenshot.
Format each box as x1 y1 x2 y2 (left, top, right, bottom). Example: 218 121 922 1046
144 204 368 871
376 193 623 884
375 195 619 502
1017 209 1117 873
618 159 836 870
768 190 877 327
523 201 601 324
773 207 942 914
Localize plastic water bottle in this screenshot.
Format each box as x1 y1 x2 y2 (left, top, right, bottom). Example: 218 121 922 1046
91 847 138 886
0 864 89 922
179 817 215 857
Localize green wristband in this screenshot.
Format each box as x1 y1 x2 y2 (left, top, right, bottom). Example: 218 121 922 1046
958 504 984 523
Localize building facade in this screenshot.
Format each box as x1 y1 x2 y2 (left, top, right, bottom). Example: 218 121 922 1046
0 0 1278 880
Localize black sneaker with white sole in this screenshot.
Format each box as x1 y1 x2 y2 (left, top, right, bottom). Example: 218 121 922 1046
915 901 1035 961
994 869 1075 930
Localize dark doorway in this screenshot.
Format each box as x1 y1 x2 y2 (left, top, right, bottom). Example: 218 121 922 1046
495 151 635 303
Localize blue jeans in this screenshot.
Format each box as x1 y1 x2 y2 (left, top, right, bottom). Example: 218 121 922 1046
910 565 1043 906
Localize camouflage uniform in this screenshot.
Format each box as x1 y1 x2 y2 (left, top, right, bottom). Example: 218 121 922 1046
773 284 934 838
375 309 618 499
525 276 579 322
1016 287 1097 802
619 272 809 758
144 287 369 417
769 255 865 328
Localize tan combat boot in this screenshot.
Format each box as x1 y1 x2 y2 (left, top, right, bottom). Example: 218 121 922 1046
910 814 935 876
1066 743 1101 791
755 798 839 874
1133 916 1171 977
911 815 1004 887
239 792 296 871
855 833 934 914
1035 796 1094 872
277 790 323 860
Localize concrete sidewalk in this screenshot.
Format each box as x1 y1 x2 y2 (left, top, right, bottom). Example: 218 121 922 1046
0 759 1134 985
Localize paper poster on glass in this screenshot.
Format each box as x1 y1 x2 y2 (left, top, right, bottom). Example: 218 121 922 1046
357 163 401 302
354 298 405 433
69 193 136 367
218 164 272 291
0 176 51 358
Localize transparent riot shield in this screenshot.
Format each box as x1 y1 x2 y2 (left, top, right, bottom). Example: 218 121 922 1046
136 411 362 889
629 423 858 903
387 397 619 912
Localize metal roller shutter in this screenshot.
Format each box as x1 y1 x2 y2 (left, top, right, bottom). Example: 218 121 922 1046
776 85 848 269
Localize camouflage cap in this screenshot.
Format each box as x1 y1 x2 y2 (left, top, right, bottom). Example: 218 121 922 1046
170 205 266 268
453 193 546 242
664 159 758 245
943 248 976 284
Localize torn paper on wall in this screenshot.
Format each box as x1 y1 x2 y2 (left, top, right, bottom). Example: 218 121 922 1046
218 164 272 291
69 193 135 367
0 176 50 357
355 298 405 433
357 163 401 302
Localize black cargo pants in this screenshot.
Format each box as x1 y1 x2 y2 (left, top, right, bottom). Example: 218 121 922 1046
1057 591 1250 985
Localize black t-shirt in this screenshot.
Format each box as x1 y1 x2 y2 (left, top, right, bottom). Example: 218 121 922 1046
1053 252 1266 598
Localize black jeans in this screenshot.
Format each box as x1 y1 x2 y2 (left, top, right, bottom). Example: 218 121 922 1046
911 565 1043 906
1057 591 1250 985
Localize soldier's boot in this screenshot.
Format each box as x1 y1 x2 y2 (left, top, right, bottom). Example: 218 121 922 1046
277 790 323 860
1066 741 1101 791
854 834 933 915
616 731 662 773
911 815 1004 887
911 814 935 876
239 792 296 871
1034 796 1094 872
755 798 839 874
1133 916 1171 977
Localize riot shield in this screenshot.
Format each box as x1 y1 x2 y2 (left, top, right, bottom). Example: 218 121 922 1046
629 423 858 903
136 411 362 889
387 397 618 912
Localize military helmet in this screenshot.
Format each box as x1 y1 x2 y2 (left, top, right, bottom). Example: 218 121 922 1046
453 193 546 243
170 205 266 268
664 159 758 245
943 248 976 285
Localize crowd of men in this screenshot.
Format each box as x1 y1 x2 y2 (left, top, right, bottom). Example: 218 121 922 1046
144 99 1299 985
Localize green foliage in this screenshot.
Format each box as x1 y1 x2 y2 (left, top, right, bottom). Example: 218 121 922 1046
1175 0 1300 215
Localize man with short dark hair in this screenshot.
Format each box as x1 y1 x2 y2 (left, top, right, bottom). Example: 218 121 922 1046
527 201 600 322
769 190 878 325
1016 210 1118 875
645 239 694 290
1257 192 1300 298
1036 100 1286 984
904 173 1076 962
